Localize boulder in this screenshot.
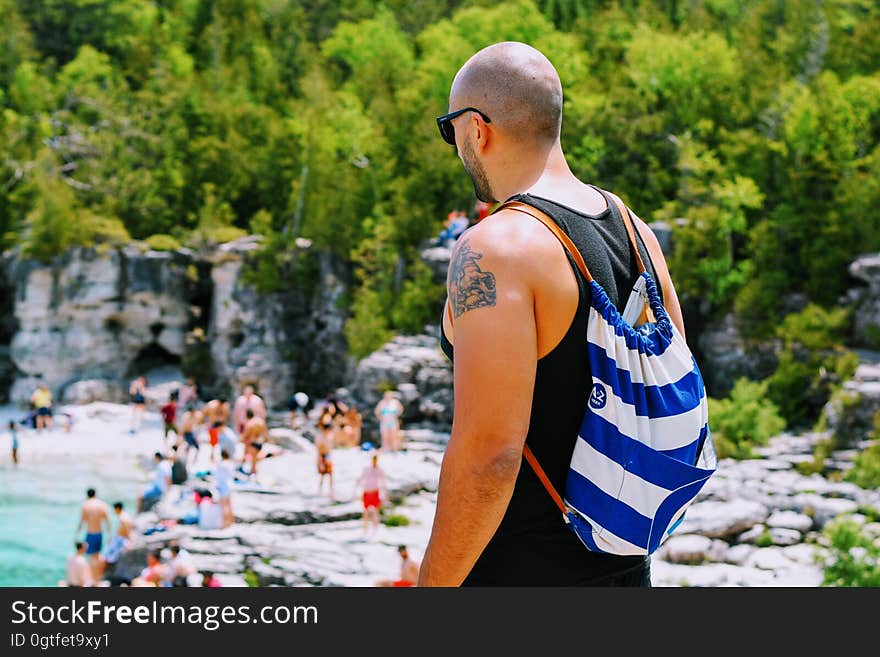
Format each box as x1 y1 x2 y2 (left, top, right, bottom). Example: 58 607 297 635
60 379 126 404
677 500 769 539
766 511 814 532
351 334 453 432
657 534 713 564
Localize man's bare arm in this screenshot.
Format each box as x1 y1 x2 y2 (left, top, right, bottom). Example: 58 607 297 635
418 230 536 587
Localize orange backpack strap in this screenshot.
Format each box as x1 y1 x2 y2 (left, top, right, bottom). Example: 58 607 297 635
523 444 568 516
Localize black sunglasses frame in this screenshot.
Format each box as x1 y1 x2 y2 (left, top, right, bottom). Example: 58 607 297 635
436 107 492 146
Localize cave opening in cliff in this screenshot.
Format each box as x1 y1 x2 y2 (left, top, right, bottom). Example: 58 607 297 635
126 342 182 381
0 266 20 403
180 259 217 393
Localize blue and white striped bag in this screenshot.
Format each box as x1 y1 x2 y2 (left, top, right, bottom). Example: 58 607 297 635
502 193 717 556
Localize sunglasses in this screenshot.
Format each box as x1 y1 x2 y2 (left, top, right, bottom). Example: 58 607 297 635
436 107 492 146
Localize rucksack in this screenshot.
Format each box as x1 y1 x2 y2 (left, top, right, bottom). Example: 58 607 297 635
497 190 717 556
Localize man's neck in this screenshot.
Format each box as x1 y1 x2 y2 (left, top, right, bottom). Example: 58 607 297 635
493 142 577 202
523 144 580 195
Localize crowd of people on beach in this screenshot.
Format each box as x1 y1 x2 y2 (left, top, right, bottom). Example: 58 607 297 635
14 373 419 588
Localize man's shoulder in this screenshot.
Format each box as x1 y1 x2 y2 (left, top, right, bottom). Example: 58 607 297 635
451 208 561 268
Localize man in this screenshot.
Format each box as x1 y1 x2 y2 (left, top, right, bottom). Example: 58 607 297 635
232 385 266 436
160 393 178 443
419 42 685 587
137 452 172 513
355 453 387 540
103 501 133 569
65 542 94 587
376 545 421 588
100 501 134 580
179 407 203 466
76 488 110 581
203 397 230 462
239 408 271 479
31 383 53 431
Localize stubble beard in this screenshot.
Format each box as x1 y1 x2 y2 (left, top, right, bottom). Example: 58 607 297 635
461 139 496 204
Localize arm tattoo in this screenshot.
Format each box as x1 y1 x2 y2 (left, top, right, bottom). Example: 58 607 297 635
449 238 497 319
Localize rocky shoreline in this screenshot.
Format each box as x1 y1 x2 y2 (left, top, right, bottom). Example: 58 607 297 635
107 415 447 588
653 431 880 586
3 395 878 587
112 419 879 587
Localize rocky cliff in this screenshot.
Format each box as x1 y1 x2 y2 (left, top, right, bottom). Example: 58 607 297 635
0 239 351 409
3 245 193 404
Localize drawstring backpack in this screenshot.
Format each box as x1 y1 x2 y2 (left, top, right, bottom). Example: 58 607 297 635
494 190 717 556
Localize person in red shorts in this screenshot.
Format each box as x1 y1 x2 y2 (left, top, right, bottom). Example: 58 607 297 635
202 397 229 463
376 545 420 587
355 452 387 541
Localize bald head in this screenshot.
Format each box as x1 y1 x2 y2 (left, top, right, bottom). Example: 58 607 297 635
451 42 563 148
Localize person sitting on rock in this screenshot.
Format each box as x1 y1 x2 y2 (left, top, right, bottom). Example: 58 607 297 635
132 550 170 587
376 545 420 587
137 452 172 513
63 541 94 588
169 544 196 587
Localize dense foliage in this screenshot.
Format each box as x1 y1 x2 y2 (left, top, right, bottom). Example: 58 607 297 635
2 0 879 360
707 377 786 459
821 516 880 587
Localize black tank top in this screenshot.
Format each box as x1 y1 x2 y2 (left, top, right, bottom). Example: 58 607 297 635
440 188 662 585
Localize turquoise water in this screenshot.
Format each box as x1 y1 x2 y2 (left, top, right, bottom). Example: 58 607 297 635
0 461 138 587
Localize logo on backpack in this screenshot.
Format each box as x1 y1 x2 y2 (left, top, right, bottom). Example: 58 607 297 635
589 383 607 409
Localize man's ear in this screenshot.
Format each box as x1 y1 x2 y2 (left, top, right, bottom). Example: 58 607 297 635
474 115 490 152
